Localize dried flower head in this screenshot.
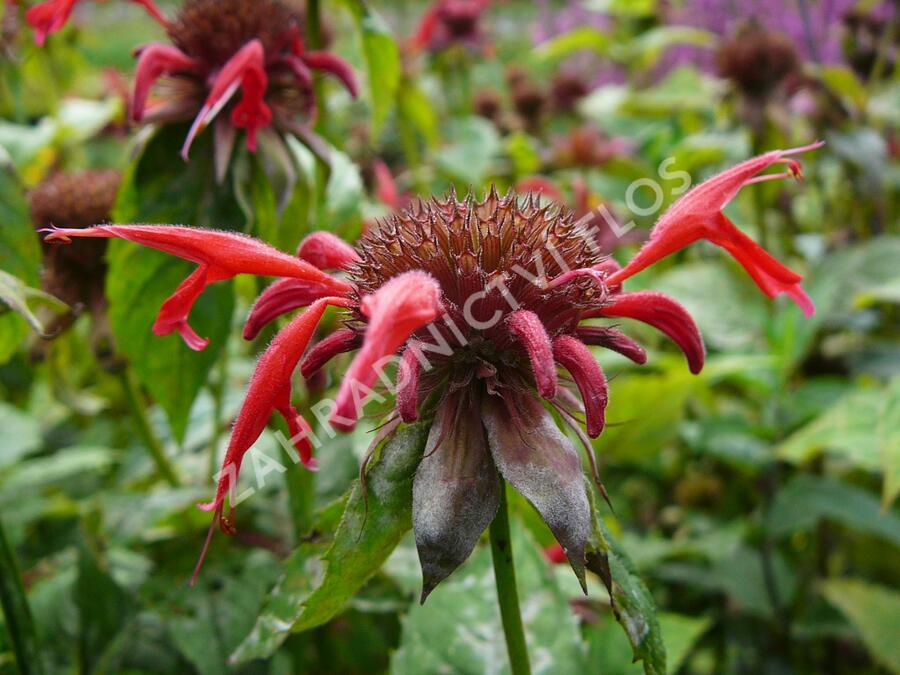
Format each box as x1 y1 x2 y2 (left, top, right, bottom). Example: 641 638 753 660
716 21 799 99
29 170 122 363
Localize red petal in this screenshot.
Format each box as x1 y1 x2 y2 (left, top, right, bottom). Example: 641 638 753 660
514 177 563 203
553 335 608 437
26 0 78 45
373 160 399 209
182 40 270 159
296 231 361 270
506 310 557 399
331 271 443 430
607 143 823 316
243 277 342 340
574 325 647 365
299 328 361 379
592 291 705 374
396 344 423 422
132 44 197 121
302 51 359 98
43 225 350 348
199 295 351 515
131 0 169 28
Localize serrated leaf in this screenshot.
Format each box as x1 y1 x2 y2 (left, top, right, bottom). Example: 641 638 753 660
344 0 400 139
231 422 429 663
390 524 587 675
822 579 900 674
109 124 239 441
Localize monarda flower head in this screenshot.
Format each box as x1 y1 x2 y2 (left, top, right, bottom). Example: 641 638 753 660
43 144 820 595
410 0 490 53
28 0 358 177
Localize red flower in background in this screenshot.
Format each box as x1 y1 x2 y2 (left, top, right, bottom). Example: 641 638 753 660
410 0 490 52
44 145 820 594
26 0 169 45
29 0 357 176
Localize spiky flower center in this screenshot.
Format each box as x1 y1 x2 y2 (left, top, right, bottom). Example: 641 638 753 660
168 0 297 70
349 190 607 389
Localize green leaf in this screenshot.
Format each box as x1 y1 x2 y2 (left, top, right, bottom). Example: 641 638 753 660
0 162 41 365
821 579 900 674
614 27 714 70
657 613 710 674
390 525 587 675
0 269 68 336
768 475 900 548
435 116 501 186
0 516 45 675
75 543 135 674
0 403 41 469
817 65 868 110
231 422 429 663
110 124 239 441
881 378 900 507
397 80 439 149
536 27 612 63
777 385 888 472
344 0 400 139
587 489 666 675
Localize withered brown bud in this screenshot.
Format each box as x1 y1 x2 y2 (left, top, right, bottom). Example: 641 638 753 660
551 70 590 112
473 87 502 122
716 22 798 99
29 170 122 367
511 80 546 128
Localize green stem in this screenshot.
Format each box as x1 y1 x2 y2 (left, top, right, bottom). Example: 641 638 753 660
0 517 44 675
119 369 180 487
489 483 532 675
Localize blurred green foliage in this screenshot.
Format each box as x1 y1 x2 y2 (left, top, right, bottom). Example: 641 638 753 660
0 0 898 673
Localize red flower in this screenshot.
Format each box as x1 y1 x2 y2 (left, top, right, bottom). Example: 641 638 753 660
410 0 490 52
44 148 818 590
42 225 351 350
26 0 169 45
606 142 824 317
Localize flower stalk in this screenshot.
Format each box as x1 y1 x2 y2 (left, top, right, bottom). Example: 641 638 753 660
119 369 181 487
0 517 44 675
489 483 532 675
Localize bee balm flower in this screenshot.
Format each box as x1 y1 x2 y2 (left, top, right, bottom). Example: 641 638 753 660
43 145 819 595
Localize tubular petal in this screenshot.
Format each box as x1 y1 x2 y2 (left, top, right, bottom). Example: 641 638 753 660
43 224 350 348
396 345 423 422
607 143 822 315
299 328 361 379
182 40 270 159
26 0 78 46
198 296 352 517
552 335 608 438
296 231 361 270
243 277 343 340
574 326 647 365
331 271 443 430
132 44 199 121
506 310 557 399
301 51 359 97
373 160 400 209
591 291 705 374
